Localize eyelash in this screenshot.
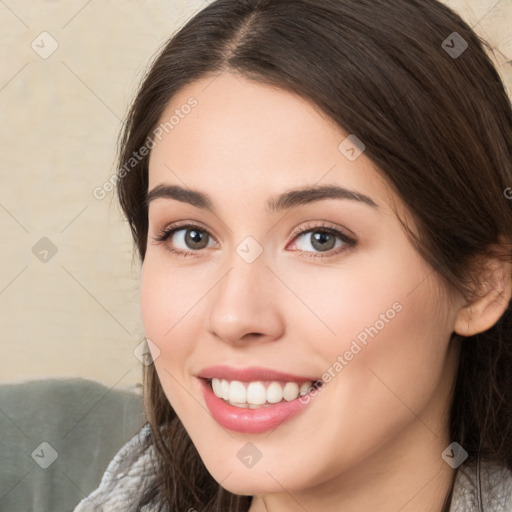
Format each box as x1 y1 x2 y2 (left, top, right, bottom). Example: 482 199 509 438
152 221 357 259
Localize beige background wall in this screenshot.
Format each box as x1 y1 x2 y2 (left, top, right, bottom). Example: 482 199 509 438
1 0 511 391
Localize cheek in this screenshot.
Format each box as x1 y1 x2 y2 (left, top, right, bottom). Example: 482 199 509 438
290 240 453 404
330 293 451 467
313 257 453 449
139 258 208 368
336 287 448 391
139 257 213 416
273 240 432 355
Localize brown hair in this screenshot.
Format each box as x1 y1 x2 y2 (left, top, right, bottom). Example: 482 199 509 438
115 1 512 510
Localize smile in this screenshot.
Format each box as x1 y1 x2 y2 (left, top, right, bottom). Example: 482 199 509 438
199 376 324 434
209 378 320 407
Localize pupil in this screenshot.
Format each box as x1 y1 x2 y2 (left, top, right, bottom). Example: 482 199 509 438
312 232 335 251
186 229 207 249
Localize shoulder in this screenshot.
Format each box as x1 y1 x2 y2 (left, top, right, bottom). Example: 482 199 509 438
73 422 158 512
449 456 512 511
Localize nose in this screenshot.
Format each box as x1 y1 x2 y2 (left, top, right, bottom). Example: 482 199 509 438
204 250 285 346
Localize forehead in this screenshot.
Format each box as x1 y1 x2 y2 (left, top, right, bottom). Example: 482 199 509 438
147 72 395 214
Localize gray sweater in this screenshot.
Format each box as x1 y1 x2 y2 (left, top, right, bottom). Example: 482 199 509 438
73 423 512 511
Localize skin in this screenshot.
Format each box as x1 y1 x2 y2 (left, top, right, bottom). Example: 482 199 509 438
140 72 510 512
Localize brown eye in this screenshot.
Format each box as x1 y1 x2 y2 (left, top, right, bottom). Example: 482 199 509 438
295 229 340 253
308 231 337 252
182 228 210 249
287 222 357 259
153 224 217 255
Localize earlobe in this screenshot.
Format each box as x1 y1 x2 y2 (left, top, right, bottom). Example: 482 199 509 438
454 255 512 337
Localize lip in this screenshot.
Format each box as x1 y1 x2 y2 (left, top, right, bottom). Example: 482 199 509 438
199 377 322 434
196 365 321 384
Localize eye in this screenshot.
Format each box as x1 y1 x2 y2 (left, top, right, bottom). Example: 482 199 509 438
152 221 356 259
287 222 356 258
153 223 217 257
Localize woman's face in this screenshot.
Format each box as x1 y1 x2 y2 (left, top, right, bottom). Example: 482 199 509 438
141 72 462 505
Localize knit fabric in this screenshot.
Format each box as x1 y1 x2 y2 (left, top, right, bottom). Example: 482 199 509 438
73 423 156 512
449 456 512 511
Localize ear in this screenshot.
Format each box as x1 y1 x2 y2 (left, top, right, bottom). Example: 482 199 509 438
454 249 512 337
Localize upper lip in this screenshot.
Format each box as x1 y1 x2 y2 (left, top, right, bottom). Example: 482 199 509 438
197 365 321 383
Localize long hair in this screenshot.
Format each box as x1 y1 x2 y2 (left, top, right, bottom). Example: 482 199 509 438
114 1 512 510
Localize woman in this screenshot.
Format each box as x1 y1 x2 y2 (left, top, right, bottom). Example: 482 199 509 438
74 0 512 510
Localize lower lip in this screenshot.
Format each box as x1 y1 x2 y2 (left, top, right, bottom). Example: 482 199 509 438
199 378 322 434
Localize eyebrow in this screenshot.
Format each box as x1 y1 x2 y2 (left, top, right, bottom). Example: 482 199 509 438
145 183 379 212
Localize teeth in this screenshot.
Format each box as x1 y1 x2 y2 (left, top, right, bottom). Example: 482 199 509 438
210 378 318 406
211 377 222 398
229 381 246 403
266 381 284 403
299 382 312 396
221 379 230 400
283 382 300 401
247 381 267 405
